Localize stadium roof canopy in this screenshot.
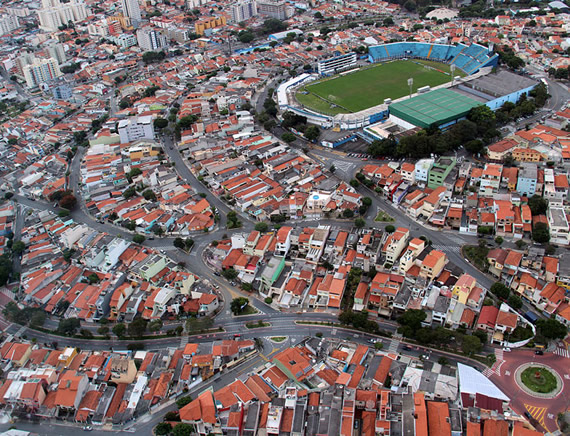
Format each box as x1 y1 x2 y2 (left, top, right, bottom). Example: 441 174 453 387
388 88 481 128
457 363 510 401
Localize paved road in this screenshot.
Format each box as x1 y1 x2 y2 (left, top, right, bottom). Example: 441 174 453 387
488 348 570 433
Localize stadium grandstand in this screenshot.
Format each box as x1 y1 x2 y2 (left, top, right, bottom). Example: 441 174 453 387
368 42 499 76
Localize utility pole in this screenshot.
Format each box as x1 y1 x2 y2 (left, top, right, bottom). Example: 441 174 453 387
408 78 413 99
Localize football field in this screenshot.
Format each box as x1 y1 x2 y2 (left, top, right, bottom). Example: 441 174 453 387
296 59 460 115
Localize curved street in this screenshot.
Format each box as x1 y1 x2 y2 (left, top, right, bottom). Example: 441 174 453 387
2 70 569 436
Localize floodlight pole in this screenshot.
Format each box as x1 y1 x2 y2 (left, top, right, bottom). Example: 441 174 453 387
408 78 413 99
450 64 456 85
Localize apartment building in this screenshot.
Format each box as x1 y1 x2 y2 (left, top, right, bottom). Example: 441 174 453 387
231 0 258 22
516 163 537 197
427 157 456 189
479 163 503 197
548 206 570 246
118 116 155 144
23 57 62 88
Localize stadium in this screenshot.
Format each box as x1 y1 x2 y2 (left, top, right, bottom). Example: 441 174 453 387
276 42 537 134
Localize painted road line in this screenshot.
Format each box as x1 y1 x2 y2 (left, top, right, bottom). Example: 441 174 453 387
525 405 547 429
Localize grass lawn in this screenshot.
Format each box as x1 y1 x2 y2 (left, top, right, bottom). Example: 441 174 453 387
296 59 462 114
375 211 395 222
463 245 489 271
245 321 270 329
521 367 558 393
270 336 287 342
236 305 258 316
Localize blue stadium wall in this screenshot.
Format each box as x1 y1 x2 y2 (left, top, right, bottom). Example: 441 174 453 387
368 42 499 76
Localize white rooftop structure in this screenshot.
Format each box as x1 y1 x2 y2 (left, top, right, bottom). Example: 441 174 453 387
457 363 509 401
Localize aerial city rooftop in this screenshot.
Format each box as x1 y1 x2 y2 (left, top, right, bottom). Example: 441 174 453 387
0 0 569 434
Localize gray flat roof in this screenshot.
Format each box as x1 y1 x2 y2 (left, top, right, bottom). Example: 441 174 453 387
463 70 538 98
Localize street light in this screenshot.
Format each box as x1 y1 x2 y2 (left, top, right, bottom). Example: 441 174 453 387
408 78 413 99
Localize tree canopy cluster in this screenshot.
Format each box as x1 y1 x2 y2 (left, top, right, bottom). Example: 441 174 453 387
142 51 166 64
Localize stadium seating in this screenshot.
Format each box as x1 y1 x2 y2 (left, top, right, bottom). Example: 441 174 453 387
367 42 497 75
429 44 451 61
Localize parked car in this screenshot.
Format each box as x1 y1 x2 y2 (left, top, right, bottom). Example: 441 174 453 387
503 347 511 352
534 350 544 355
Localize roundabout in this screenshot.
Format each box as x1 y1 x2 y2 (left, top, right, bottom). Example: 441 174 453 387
515 363 563 399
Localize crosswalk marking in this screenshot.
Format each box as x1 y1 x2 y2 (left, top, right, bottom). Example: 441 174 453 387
388 339 400 353
180 334 189 348
554 348 570 358
525 404 547 428
495 348 504 361
431 244 462 255
483 349 505 378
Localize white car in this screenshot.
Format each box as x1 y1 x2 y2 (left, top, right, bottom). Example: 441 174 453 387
503 347 511 352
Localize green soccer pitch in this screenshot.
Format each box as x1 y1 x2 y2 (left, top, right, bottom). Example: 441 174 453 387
295 59 463 115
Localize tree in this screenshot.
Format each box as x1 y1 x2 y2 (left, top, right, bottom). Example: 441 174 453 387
59 194 77 210
304 125 320 142
176 396 193 409
490 282 510 300
362 197 372 207
87 273 100 284
515 240 527 249
123 186 136 199
133 234 145 244
178 115 198 130
230 297 249 315
185 239 194 251
282 132 296 143
97 326 110 336
173 423 195 436
314 11 323 19
222 268 238 280
142 189 157 201
494 236 504 245
465 139 484 154
113 323 127 338
262 18 287 34
462 335 482 356
149 319 163 332
532 222 550 243
128 167 142 179
343 209 354 219
330 165 336 173
142 51 166 64
528 195 548 216
155 422 172 436
238 30 254 43
507 294 523 310
354 218 365 228
536 318 567 340
154 118 168 129
128 317 148 338
57 318 81 336
374 342 384 350
30 311 46 327
398 309 427 334
385 225 395 233
383 17 394 26
174 237 185 250
255 222 269 232
11 241 26 255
